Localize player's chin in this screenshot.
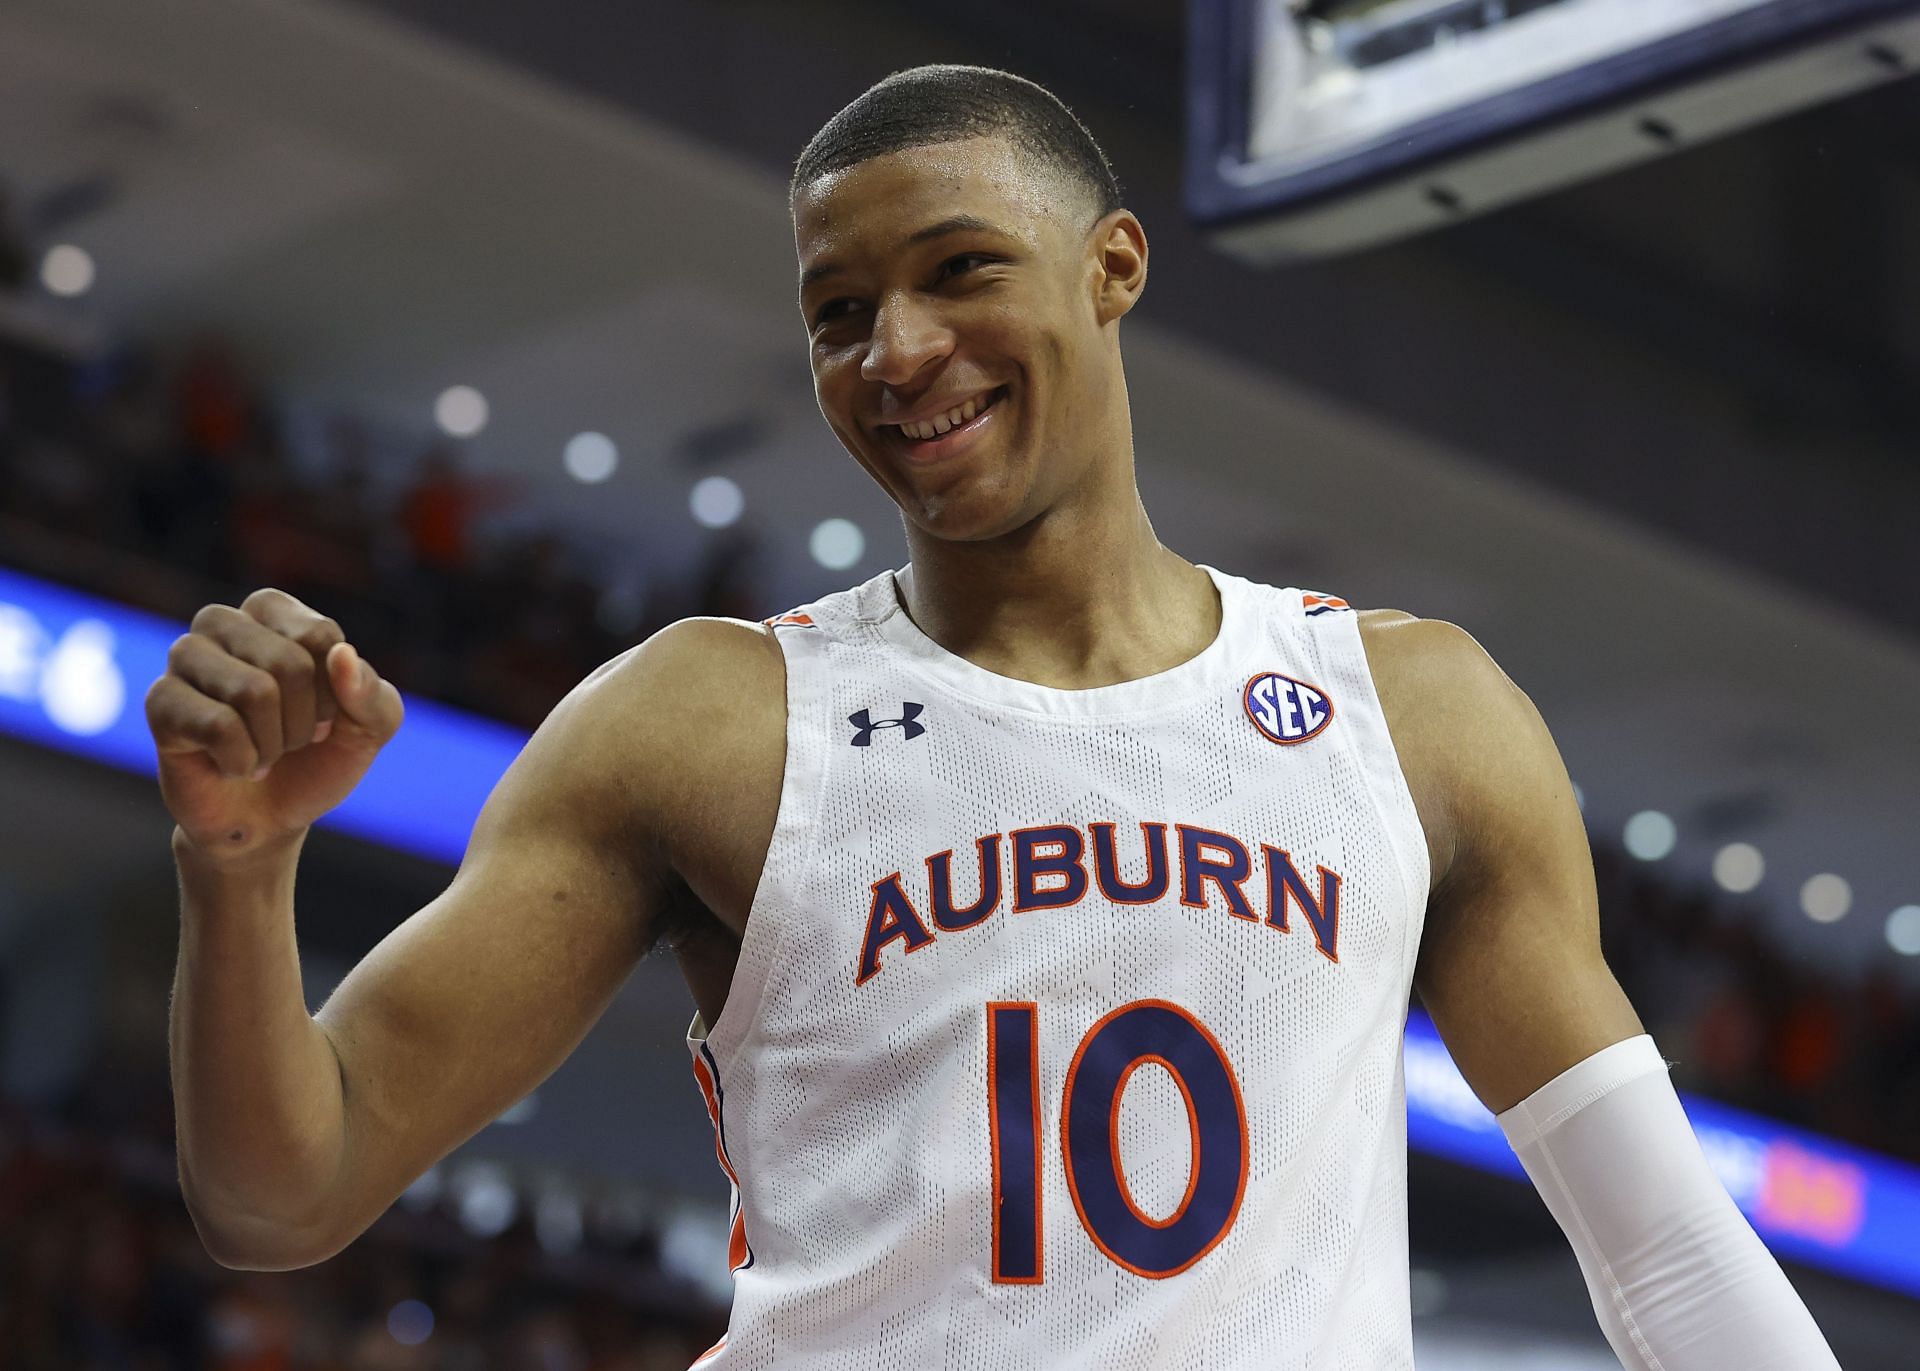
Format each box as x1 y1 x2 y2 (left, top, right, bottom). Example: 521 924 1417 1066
897 468 1039 543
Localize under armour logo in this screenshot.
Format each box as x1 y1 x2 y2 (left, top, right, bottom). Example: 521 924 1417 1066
849 702 926 747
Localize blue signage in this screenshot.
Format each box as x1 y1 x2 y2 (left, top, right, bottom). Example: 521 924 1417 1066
0 566 523 865
1405 1007 1920 1299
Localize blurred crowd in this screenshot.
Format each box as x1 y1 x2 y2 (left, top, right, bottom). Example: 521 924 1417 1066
0 331 765 730
0 1110 725 1371
1599 843 1920 1158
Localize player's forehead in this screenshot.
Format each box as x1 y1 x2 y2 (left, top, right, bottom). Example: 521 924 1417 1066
792 135 1066 280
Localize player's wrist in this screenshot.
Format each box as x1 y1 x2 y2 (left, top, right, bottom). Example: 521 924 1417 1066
172 822 310 882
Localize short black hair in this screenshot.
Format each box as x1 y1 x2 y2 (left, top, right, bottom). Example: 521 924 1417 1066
791 65 1122 224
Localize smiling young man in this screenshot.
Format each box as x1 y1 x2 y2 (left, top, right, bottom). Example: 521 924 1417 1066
157 66 1838 1369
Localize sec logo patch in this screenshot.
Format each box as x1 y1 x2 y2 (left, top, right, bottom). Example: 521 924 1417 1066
1244 671 1333 745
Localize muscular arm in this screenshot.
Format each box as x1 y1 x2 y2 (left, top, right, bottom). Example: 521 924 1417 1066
1374 615 1644 1110
1370 614 1837 1369
173 617 780 1269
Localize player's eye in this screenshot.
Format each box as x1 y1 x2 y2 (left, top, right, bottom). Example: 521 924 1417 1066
813 298 860 328
939 253 996 279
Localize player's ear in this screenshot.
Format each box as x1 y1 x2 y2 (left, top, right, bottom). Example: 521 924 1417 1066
1090 209 1147 325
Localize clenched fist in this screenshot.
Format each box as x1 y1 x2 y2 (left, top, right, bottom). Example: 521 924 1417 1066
146 588 404 860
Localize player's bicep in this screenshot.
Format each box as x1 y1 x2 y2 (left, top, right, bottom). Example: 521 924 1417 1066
1410 627 1644 1115
314 646 660 1219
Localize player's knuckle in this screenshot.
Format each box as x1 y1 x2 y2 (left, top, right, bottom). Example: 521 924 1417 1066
190 603 236 636
271 643 315 685
144 675 179 726
193 703 245 748
298 615 344 652
241 586 293 615
230 669 280 712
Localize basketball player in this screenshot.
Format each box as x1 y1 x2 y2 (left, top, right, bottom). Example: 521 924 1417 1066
151 67 1839 1368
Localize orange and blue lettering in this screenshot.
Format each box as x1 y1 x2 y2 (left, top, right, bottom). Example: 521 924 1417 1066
1264 845 1342 962
1178 825 1256 921
928 836 1003 931
1090 821 1170 904
856 873 935 984
1012 825 1088 912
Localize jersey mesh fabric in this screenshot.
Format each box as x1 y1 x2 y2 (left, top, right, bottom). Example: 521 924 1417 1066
685 566 1429 1370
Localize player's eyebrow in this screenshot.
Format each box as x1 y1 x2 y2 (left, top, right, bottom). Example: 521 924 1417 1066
798 214 1011 292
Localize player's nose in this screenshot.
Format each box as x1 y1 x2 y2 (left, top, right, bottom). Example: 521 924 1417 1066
860 290 952 387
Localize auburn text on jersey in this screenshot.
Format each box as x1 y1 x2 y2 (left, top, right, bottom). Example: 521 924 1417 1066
856 821 1344 985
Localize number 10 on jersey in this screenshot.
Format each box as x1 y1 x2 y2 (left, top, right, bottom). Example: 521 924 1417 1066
986 999 1249 1282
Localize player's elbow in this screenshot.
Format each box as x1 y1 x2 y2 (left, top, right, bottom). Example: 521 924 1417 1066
187 1201 355 1272
179 1169 357 1271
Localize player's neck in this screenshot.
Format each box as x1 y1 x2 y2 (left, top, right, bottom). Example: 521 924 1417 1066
896 497 1219 692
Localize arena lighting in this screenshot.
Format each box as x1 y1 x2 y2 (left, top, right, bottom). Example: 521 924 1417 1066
386 1300 434 1347
810 517 865 570
1622 808 1676 860
11 567 1920 1296
452 1163 518 1238
1886 906 1920 956
40 244 95 297
434 385 489 438
563 431 618 484
690 474 745 529
1801 872 1853 923
1713 841 1766 893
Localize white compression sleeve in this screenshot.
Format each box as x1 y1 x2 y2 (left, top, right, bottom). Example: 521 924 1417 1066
1494 1035 1841 1370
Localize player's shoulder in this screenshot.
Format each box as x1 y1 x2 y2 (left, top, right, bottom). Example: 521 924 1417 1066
525 616 786 833
571 615 785 739
1346 609 1547 890
1352 607 1508 708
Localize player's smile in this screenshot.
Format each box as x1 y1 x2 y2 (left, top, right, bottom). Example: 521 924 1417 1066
790 132 1120 540
877 384 1012 466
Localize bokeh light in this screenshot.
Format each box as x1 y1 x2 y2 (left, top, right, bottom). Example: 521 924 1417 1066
563 431 618 484
1800 873 1852 923
41 244 95 297
810 517 864 570
434 385 489 437
1886 906 1920 956
1622 810 1675 861
387 1300 434 1346
1711 842 1765 894
690 475 745 528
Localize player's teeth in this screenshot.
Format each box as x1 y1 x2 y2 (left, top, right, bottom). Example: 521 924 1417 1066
900 391 996 441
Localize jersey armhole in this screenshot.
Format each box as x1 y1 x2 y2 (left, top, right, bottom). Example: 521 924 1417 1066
697 621 830 1063
1318 606 1434 942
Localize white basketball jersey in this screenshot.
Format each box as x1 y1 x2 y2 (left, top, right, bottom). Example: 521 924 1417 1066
685 566 1430 1370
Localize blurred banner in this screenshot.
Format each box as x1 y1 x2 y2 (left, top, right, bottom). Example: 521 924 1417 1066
0 564 520 864
1407 1009 1920 1298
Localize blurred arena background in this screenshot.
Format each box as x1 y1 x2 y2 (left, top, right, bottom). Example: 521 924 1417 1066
2 0 1918 1366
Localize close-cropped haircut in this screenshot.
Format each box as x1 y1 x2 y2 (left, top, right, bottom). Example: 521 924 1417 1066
791 65 1123 225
